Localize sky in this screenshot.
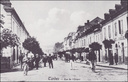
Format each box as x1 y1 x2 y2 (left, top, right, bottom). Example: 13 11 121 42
10 0 120 52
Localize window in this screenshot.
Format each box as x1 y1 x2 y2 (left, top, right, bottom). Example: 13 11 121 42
118 20 121 34
121 20 123 34
84 39 85 46
115 23 117 36
88 38 90 44
17 25 19 35
96 35 97 41
96 34 98 42
95 35 97 42
104 28 106 39
90 37 91 43
108 25 111 38
83 39 84 46
12 21 14 31
81 40 82 46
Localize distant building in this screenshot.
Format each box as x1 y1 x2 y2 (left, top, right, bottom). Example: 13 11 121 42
63 32 75 51
43 45 54 55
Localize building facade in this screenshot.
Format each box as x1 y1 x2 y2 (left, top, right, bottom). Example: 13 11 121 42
73 17 103 61
1 0 30 67
63 32 75 51
61 0 128 64
101 0 128 64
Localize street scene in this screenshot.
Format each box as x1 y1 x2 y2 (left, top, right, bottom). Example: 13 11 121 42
0 0 128 82
1 60 127 81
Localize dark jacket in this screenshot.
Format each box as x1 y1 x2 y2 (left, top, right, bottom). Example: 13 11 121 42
35 57 40 63
19 55 23 62
47 56 53 63
43 57 47 62
88 51 96 61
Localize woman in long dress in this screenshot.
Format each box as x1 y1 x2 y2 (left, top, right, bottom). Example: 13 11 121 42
22 55 29 75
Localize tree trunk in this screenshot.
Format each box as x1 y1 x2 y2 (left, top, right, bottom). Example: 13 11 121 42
108 48 113 65
98 50 100 62
108 48 110 63
79 52 81 60
105 49 107 62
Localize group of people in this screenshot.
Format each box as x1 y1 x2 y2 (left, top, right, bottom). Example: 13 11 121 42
86 48 119 72
19 52 54 76
43 54 54 69
68 48 97 71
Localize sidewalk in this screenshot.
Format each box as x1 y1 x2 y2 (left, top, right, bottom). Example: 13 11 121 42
96 62 128 70
75 60 128 70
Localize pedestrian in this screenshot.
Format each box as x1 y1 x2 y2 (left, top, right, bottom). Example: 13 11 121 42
86 53 90 65
27 52 34 69
29 56 34 70
22 54 29 76
19 53 24 70
43 54 47 67
115 53 118 65
70 55 75 70
88 49 97 72
47 54 53 69
35 54 40 70
109 50 114 65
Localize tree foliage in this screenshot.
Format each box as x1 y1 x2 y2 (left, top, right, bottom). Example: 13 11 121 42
70 48 77 53
0 28 20 51
102 39 115 49
23 37 43 55
76 47 85 53
84 48 89 52
89 42 102 50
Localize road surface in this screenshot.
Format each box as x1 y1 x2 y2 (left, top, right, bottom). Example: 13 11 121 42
1 60 127 81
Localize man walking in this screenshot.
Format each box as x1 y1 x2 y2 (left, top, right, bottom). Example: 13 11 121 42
47 54 53 69
70 54 75 70
43 54 47 67
19 53 24 70
89 49 97 72
35 54 40 70
115 53 118 65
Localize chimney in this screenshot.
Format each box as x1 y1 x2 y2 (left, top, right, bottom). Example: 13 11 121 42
115 4 122 11
104 13 110 20
109 9 116 15
121 0 128 6
1 0 12 7
84 20 90 26
87 20 89 24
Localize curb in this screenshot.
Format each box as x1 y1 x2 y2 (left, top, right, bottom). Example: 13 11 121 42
75 62 128 70
96 64 128 70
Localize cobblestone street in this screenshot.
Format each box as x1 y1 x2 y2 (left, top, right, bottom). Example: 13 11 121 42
1 60 127 81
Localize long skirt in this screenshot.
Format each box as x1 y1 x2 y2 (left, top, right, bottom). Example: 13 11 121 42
22 63 29 75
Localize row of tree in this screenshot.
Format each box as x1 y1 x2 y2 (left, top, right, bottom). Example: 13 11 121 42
54 39 117 63
0 28 44 58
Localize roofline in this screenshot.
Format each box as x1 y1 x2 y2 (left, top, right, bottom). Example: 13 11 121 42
4 6 30 37
102 5 127 25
